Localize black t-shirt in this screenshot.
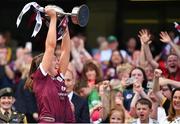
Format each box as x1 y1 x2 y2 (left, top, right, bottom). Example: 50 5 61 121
162 98 170 115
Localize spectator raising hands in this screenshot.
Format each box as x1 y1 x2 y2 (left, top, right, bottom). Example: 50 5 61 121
160 31 180 59
138 29 152 45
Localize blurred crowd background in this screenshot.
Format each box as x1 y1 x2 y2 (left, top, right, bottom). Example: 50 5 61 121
0 0 180 123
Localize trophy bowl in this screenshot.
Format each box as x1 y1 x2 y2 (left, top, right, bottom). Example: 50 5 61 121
71 4 89 27
45 4 89 27
16 2 90 39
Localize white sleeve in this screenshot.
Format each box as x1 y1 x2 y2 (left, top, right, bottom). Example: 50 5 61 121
39 63 47 76
158 107 169 124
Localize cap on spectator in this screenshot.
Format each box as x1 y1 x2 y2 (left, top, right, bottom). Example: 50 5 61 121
107 35 117 43
0 87 14 97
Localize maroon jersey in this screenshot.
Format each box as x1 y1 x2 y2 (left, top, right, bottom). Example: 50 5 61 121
32 64 75 123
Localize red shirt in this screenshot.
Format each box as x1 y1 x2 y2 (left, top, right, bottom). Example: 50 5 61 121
159 61 180 81
32 65 75 123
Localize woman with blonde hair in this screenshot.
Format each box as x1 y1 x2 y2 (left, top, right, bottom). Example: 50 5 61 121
109 105 125 124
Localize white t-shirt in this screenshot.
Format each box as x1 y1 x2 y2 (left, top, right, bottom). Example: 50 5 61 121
158 107 167 122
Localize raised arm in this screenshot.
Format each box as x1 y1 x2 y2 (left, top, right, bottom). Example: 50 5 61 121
130 92 140 117
159 77 180 88
148 91 159 120
152 69 168 104
98 80 111 121
71 39 84 73
160 31 180 59
138 31 147 68
144 44 159 69
78 39 92 60
41 6 57 72
58 27 71 75
138 29 159 69
152 69 162 93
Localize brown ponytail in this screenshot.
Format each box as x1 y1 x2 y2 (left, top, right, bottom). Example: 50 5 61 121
24 53 44 90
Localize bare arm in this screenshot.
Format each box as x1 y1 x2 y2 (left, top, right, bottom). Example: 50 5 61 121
151 69 167 105
152 69 162 93
138 29 159 69
59 27 71 75
41 6 57 72
78 39 92 60
150 102 159 120
159 77 180 87
130 92 140 109
71 38 92 73
160 31 180 59
139 42 147 68
143 44 159 69
99 80 110 117
80 48 92 60
129 93 140 117
71 41 83 73
169 42 180 58
133 80 150 100
139 89 150 100
152 77 159 93
100 92 110 121
130 82 145 116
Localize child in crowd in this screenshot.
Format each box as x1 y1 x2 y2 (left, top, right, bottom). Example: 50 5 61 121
109 105 125 124
131 98 158 124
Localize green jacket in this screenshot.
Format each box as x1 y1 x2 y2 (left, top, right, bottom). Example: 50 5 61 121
0 111 27 123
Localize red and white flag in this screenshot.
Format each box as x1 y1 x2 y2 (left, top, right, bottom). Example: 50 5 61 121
174 22 180 33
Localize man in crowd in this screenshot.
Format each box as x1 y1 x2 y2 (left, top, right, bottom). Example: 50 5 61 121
64 63 90 123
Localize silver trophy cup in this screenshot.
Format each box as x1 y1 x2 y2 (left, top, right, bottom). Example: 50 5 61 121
16 2 89 39
47 4 89 27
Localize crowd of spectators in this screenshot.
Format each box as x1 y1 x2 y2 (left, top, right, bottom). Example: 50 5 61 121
0 27 180 123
